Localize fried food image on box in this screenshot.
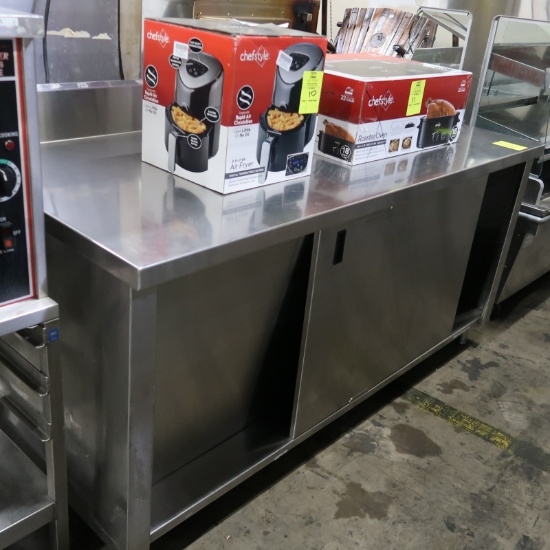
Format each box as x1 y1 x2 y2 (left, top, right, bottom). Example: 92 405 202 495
267 108 304 131
322 120 355 143
171 105 207 134
389 139 400 152
425 98 456 119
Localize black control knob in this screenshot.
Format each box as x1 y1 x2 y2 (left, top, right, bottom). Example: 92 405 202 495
0 161 21 201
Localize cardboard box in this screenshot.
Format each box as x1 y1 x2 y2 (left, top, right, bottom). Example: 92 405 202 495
142 18 326 194
316 53 472 165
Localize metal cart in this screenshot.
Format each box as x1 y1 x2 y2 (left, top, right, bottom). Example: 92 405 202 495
0 9 68 549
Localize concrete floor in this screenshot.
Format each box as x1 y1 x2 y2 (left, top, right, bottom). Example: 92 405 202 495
11 272 550 549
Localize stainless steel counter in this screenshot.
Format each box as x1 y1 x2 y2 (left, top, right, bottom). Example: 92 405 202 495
41 127 542 550
42 126 538 290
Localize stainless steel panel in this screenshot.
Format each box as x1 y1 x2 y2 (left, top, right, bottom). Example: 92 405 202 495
1 331 49 377
0 345 50 430
143 0 194 19
0 430 55 547
47 230 308 549
0 7 44 38
41 319 70 550
477 103 550 149
3 0 122 83
0 3 46 83
45 38 121 83
41 127 544 293
153 236 305 482
293 175 486 436
0 328 53 395
126 287 157 550
37 81 142 142
412 46 463 67
44 0 120 83
151 422 289 540
46 234 139 549
0 299 58 339
499 214 550 301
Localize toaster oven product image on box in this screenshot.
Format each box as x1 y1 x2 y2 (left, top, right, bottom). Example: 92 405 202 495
416 98 461 149
257 43 324 181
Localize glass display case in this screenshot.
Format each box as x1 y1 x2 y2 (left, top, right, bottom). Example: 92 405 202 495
479 18 550 303
412 2 550 304
476 18 550 173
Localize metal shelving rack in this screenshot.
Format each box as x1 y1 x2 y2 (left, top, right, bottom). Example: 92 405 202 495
0 318 68 550
0 8 69 550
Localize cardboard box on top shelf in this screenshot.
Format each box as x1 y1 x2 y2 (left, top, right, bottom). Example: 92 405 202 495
316 53 472 165
142 18 326 194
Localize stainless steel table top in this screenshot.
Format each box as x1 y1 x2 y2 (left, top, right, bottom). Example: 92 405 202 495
41 127 542 290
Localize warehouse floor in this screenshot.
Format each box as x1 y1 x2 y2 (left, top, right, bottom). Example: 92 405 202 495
11 273 550 550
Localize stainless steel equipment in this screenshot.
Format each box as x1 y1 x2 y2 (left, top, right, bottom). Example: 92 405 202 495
476 21 550 165
412 2 550 305
40 76 542 547
474 19 550 303
414 0 527 124
0 7 68 549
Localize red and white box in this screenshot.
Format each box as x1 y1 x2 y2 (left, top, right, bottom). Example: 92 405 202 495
142 18 327 194
316 53 472 165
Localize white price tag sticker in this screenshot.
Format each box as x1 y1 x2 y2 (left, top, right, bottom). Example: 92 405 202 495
174 41 189 60
276 50 293 71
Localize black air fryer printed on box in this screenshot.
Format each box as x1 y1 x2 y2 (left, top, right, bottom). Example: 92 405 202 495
317 53 472 165
142 18 327 194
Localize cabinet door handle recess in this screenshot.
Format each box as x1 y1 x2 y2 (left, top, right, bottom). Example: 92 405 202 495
333 229 347 265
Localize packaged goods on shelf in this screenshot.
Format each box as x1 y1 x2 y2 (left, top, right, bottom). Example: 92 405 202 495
316 53 472 165
142 18 326 194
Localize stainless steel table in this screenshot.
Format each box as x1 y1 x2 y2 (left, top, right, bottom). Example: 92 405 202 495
41 126 541 549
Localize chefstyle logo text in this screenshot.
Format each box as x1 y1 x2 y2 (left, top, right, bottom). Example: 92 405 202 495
368 91 395 111
240 47 270 67
147 29 170 48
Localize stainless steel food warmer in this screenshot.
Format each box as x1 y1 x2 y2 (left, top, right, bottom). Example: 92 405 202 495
0 7 68 549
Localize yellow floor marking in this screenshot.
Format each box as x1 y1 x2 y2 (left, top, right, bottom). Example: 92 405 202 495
403 388 512 450
402 388 550 474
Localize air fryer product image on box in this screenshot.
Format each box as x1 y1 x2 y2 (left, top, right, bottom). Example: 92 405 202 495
165 51 223 173
142 18 327 194
256 43 325 181
316 53 472 165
